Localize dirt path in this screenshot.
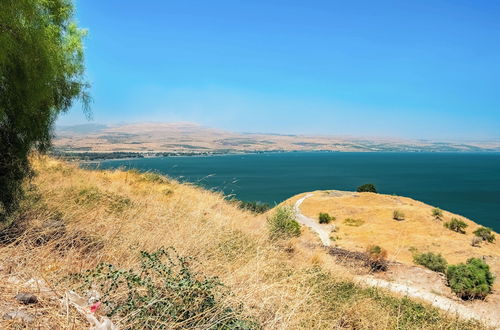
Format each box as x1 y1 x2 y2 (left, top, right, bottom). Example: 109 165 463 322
294 194 500 328
294 194 334 246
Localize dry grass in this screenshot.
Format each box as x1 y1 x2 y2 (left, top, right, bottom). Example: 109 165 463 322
0 157 488 329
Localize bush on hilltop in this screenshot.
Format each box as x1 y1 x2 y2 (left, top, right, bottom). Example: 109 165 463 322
446 258 495 300
318 212 334 224
413 252 448 273
393 210 405 221
473 226 496 243
267 205 301 239
444 218 468 234
356 184 377 193
432 208 443 221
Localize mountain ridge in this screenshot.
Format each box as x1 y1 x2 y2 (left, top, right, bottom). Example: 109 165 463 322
54 122 500 155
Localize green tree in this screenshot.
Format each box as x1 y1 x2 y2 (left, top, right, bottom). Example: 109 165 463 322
473 227 496 243
446 258 495 300
444 218 468 234
356 183 377 193
0 0 89 223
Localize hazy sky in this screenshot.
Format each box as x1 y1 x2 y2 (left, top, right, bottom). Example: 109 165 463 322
60 0 500 140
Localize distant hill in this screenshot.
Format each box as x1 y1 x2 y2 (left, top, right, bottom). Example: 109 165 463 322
54 122 500 155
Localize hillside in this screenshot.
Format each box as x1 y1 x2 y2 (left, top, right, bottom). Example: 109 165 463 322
285 190 500 288
0 157 493 329
54 122 500 156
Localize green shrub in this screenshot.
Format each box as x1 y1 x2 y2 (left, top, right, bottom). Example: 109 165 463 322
318 212 335 224
267 205 301 239
444 218 468 234
413 252 447 273
343 218 364 227
446 258 495 300
356 184 377 193
392 210 405 221
432 208 443 221
239 200 271 214
473 227 495 243
69 248 255 328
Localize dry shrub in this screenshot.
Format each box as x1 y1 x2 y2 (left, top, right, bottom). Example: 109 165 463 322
365 245 388 272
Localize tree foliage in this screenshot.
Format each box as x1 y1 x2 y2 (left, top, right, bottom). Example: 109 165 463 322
473 227 495 243
446 258 495 300
356 183 377 193
0 0 89 222
444 218 468 234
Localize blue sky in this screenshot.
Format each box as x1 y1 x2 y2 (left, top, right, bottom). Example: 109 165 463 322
60 0 500 140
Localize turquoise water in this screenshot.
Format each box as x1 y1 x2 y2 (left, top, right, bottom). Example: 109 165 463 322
89 152 500 231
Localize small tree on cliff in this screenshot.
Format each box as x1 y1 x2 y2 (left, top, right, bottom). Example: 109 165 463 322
0 0 89 224
356 183 377 193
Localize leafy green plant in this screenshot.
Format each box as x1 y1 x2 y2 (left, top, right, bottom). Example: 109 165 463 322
432 208 443 221
318 212 335 224
267 205 301 239
446 258 495 300
343 218 365 227
444 218 468 234
70 248 255 328
413 252 448 273
473 227 496 243
356 184 377 193
392 210 405 221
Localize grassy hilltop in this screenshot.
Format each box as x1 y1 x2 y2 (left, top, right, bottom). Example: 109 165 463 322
286 190 500 289
0 157 491 329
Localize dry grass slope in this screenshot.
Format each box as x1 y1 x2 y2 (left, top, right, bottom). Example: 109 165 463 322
0 157 489 329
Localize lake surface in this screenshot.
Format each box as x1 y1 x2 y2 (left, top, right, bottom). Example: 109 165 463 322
88 152 500 231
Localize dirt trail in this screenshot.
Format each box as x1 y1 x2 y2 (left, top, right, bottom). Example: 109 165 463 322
294 194 500 328
294 194 333 246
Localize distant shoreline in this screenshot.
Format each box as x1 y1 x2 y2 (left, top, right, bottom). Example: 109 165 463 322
52 149 500 163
